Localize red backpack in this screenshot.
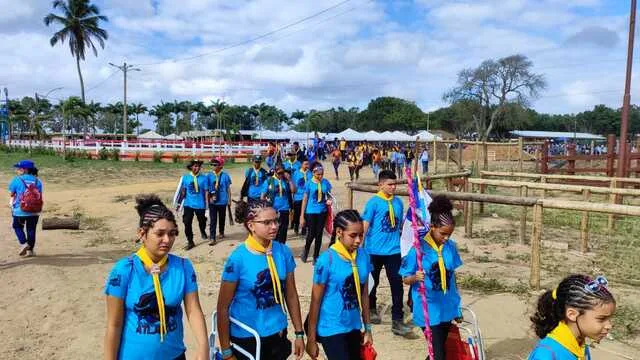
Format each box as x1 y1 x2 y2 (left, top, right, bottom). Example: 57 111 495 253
18 177 43 213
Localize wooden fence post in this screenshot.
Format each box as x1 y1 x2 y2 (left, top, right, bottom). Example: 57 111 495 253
520 185 528 244
530 202 543 290
540 177 547 198
608 179 616 230
518 137 524 172
567 143 576 175
433 139 438 174
348 186 354 209
541 140 549 174
474 142 480 177
464 178 472 237
446 144 450 173
606 134 616 177
483 141 489 172
458 138 463 171
590 140 595 168
479 172 485 214
580 189 591 253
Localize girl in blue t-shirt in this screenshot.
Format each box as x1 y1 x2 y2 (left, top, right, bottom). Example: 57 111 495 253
528 274 616 360
217 200 305 360
104 194 209 360
399 195 463 360
299 162 333 264
8 160 43 257
306 209 373 360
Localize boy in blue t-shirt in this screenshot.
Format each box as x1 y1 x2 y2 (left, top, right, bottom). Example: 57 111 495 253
241 156 268 202
283 152 301 173
261 166 294 243
176 160 209 250
207 157 232 246
291 160 310 236
8 159 43 257
362 169 411 337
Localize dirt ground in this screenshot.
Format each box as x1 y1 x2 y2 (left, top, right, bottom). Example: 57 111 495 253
0 159 638 359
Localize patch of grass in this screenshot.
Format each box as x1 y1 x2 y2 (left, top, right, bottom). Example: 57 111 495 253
505 252 531 263
610 304 640 341
458 244 470 253
473 255 491 263
71 208 107 230
113 194 134 203
458 273 529 296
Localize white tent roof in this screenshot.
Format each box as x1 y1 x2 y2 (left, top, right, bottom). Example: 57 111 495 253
510 130 605 140
336 128 365 141
414 130 439 142
390 131 414 141
163 133 183 140
138 130 164 140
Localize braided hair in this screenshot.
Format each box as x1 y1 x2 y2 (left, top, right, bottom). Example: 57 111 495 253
530 274 615 339
330 209 363 245
428 195 455 227
243 199 273 232
135 194 179 234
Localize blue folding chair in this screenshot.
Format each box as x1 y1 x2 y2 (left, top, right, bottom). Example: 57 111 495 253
209 312 261 360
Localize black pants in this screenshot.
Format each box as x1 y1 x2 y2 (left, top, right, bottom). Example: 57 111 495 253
332 161 340 178
276 210 289 243
12 215 39 250
348 166 356 181
318 330 361 360
421 323 451 360
291 201 303 233
183 206 207 244
369 254 404 321
209 204 226 240
173 353 186 360
303 212 327 260
231 330 291 360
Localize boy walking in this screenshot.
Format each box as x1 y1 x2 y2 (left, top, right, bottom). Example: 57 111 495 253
177 160 209 250
207 157 232 246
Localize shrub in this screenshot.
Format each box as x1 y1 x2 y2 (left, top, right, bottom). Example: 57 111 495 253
98 147 110 160
153 151 163 163
172 153 180 163
134 151 141 162
110 148 120 161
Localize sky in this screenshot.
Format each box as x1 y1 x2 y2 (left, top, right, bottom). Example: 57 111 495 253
0 0 637 129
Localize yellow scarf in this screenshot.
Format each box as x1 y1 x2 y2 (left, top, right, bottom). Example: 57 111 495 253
191 172 199 193
271 175 283 197
213 170 222 191
313 177 323 203
288 160 296 169
548 321 586 360
253 168 260 186
135 247 169 342
424 232 447 293
245 235 286 314
376 191 396 228
301 169 308 182
331 241 362 313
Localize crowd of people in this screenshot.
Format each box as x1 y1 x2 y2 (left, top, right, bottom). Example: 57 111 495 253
6 147 616 360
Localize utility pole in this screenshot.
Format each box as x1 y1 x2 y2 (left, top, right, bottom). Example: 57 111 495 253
33 87 63 154
618 0 637 178
109 62 140 142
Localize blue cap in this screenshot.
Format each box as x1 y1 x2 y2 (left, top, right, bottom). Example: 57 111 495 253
13 160 35 169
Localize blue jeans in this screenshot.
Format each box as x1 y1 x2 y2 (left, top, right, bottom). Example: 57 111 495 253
372 163 380 177
369 253 404 321
13 215 39 250
422 160 429 174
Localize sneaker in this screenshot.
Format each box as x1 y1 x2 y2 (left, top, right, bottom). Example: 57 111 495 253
208 239 217 246
201 233 208 241
392 320 412 337
300 252 308 263
25 250 35 257
18 244 29 256
219 234 225 240
184 242 196 251
370 310 381 325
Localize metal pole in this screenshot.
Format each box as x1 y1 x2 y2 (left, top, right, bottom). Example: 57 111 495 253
618 0 637 178
110 62 140 143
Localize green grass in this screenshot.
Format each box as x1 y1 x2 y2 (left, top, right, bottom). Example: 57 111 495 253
458 273 529 296
611 304 640 341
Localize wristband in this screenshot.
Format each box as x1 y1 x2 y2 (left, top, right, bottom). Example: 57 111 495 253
364 323 372 333
221 348 233 358
295 331 305 339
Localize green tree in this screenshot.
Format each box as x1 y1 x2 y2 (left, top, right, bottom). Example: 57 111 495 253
129 102 148 135
44 0 109 103
356 97 425 132
150 102 175 136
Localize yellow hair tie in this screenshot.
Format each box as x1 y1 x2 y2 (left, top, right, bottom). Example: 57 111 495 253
552 288 558 300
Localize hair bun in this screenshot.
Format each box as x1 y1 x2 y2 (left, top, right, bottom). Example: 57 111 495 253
428 195 453 214
135 194 167 217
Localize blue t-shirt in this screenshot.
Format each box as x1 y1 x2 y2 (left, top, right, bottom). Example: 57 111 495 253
304 178 332 214
207 171 232 206
266 155 276 170
283 160 301 173
8 175 43 217
399 239 463 327
362 196 403 255
292 170 310 202
313 247 372 337
180 173 209 209
221 242 296 338
244 168 268 200
104 254 198 360
396 153 406 167
528 337 591 360
261 177 291 212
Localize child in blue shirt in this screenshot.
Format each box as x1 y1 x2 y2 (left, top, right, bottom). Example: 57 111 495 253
399 195 463 360
176 160 209 250
306 209 373 360
396 150 406 180
299 162 333 263
291 160 310 236
241 156 269 202
104 194 209 360
528 274 615 360
207 157 232 246
362 169 410 337
8 160 43 257
261 165 295 244
217 200 305 360
283 152 302 173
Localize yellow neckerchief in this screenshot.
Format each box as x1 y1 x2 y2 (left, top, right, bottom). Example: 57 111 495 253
213 170 223 191
376 191 396 228
548 321 586 359
313 177 323 203
253 167 260 186
191 172 200 193
288 159 296 169
424 232 447 293
271 175 283 197
301 169 308 182
244 235 286 314
135 247 169 342
331 241 362 313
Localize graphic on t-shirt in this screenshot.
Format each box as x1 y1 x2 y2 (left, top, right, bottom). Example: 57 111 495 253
133 292 179 335
427 262 453 292
187 181 198 194
108 275 121 287
380 212 399 232
297 178 306 189
340 276 359 311
250 269 277 310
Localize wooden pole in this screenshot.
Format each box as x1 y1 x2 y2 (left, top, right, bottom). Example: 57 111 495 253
590 140 595 168
580 189 591 253
348 186 354 209
458 138 463 170
467 183 474 238
530 202 543 290
518 137 524 172
464 177 472 236
483 141 489 172
474 142 480 176
519 185 528 244
445 144 450 173
608 179 617 230
540 177 547 198
433 139 438 174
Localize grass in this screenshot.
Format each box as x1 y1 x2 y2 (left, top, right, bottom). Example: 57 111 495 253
457 273 529 296
611 304 640 341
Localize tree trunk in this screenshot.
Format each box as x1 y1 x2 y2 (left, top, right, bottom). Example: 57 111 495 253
42 217 80 230
76 56 85 104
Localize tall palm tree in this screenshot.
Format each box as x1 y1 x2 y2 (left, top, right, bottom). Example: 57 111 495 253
44 0 108 103
130 103 148 135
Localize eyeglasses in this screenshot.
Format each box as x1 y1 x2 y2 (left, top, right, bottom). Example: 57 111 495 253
251 218 280 226
585 276 608 293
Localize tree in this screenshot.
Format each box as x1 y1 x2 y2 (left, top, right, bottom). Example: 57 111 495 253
129 103 147 135
444 54 546 141
150 102 175 136
356 97 426 132
44 0 108 103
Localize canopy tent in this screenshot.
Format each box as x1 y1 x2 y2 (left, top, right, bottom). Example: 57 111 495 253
414 130 439 142
510 130 605 140
336 128 365 141
138 130 164 140
163 133 183 140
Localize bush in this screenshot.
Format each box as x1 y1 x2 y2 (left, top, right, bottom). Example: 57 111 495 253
110 148 120 161
153 151 163 163
172 153 180 163
98 147 110 160
134 151 141 162
63 149 77 161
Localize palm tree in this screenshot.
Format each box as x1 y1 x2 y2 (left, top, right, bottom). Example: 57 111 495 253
44 0 108 103
129 103 147 135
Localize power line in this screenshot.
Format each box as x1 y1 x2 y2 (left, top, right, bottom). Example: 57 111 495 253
85 69 120 94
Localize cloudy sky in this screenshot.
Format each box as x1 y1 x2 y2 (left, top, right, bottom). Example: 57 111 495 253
0 0 636 128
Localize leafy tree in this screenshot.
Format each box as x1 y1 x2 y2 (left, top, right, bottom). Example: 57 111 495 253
149 102 175 136
44 0 108 103
356 97 426 132
129 102 147 135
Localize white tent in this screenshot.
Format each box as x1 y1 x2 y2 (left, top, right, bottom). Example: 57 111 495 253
163 133 183 140
390 131 414 141
138 130 164 140
414 130 438 142
336 128 365 141
364 130 382 141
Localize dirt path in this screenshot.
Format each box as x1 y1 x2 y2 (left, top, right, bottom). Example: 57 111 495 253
0 163 636 359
